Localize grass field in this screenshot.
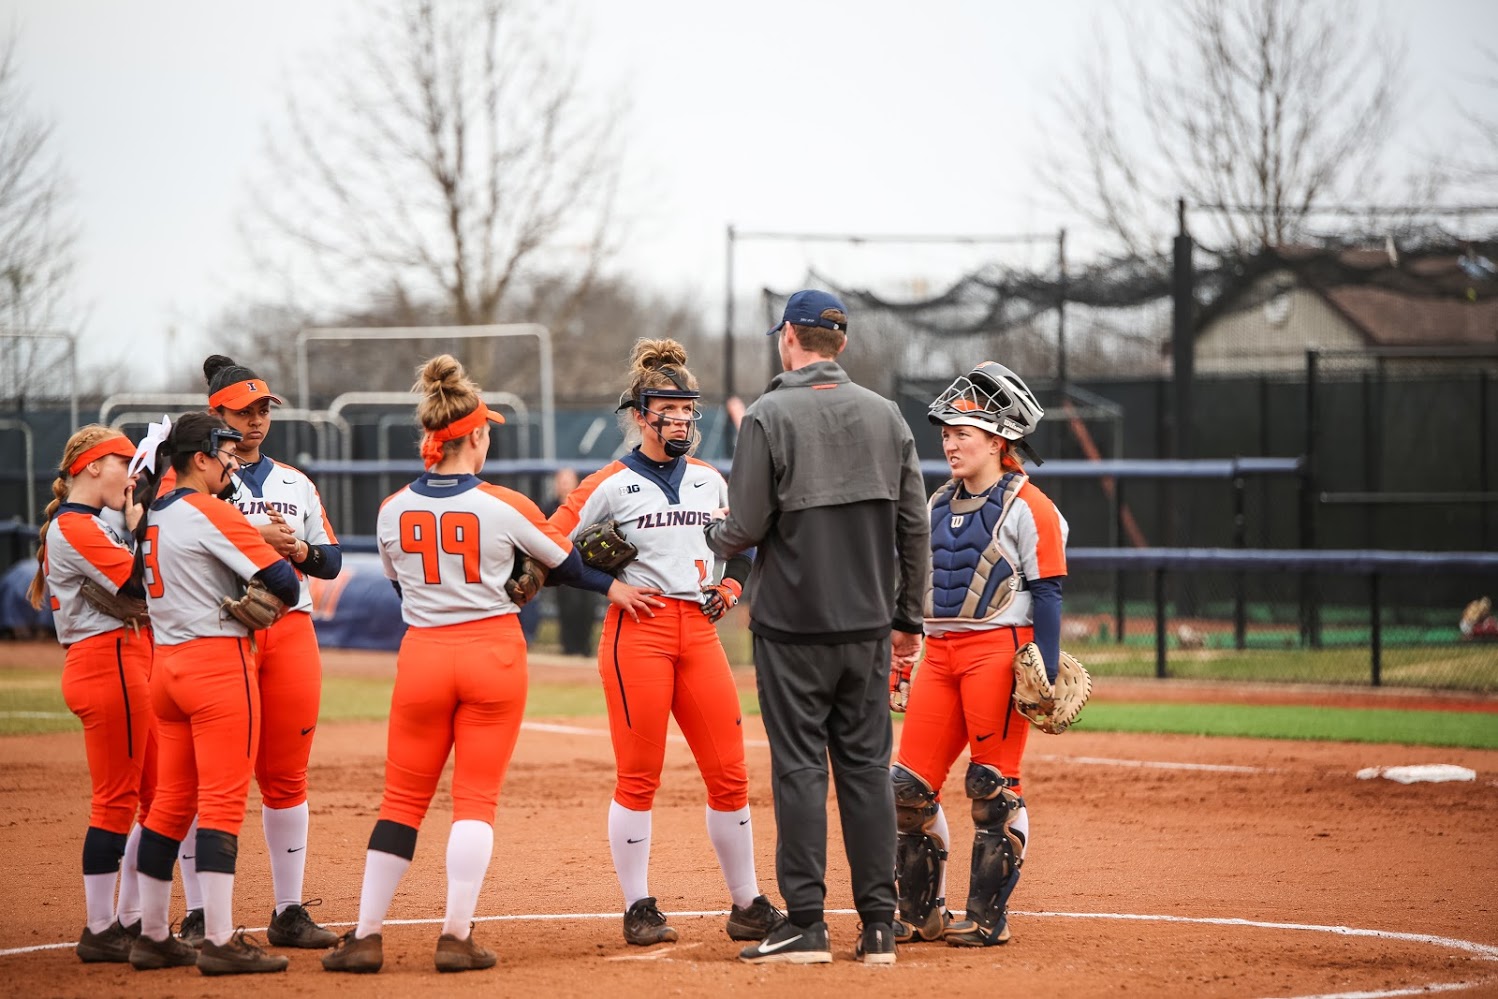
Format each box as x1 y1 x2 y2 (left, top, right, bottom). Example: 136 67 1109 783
5 665 1495 749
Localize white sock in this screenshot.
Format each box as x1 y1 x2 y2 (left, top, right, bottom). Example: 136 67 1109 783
441 819 494 939
179 816 203 911
608 801 652 908
933 804 951 898
355 850 412 939
200 870 236 947
705 805 758 908
83 872 119 934
139 873 173 942
262 802 309 913
1012 806 1029 859
115 823 143 927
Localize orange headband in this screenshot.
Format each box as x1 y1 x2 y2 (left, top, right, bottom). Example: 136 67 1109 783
67 436 136 476
428 402 505 442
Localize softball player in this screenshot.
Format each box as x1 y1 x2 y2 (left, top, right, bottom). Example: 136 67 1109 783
888 362 1068 949
549 338 781 948
126 411 302 975
27 427 154 963
167 355 341 949
323 354 662 975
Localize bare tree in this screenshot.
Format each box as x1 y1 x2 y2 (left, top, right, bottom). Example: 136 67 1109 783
247 0 623 331
1045 0 1406 257
0 30 77 401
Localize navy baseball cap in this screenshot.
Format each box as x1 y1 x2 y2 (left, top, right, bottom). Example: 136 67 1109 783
766 289 849 335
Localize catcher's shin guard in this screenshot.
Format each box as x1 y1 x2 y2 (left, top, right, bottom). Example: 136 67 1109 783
891 764 947 941
959 762 1025 944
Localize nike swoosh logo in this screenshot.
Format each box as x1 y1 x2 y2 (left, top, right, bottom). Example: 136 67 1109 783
692 481 707 488
281 478 297 485
756 933 804 954
301 726 315 736
975 732 994 742
181 855 194 861
626 837 646 844
287 846 305 853
739 819 749 826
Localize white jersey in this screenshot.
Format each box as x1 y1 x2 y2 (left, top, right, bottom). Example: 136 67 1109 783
377 472 578 629
142 488 285 645
43 503 137 645
226 456 337 613
550 451 727 604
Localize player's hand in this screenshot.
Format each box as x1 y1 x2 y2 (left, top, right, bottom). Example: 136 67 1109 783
892 630 923 663
709 506 729 522
889 657 913 713
123 484 144 533
607 581 666 622
258 515 299 557
700 578 741 623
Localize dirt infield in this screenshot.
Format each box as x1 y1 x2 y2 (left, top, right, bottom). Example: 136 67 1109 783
3 644 1497 997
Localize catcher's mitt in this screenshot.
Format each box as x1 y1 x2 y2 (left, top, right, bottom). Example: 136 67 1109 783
505 554 548 607
576 519 638 574
78 578 150 630
220 578 288 631
1013 641 1092 735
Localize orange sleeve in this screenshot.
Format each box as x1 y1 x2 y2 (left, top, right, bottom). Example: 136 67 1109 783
188 493 284 571
56 513 134 589
548 461 624 536
1020 482 1067 578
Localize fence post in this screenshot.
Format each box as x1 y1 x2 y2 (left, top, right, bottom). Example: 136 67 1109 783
1154 569 1168 679
1370 572 1382 687
1233 464 1246 649
1301 349 1321 649
1115 479 1127 645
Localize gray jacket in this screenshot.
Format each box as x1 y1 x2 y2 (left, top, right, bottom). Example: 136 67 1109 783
705 361 929 644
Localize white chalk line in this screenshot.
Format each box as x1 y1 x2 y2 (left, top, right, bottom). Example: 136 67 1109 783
4 907 1495 998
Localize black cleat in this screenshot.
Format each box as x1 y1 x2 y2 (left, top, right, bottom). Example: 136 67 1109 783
623 897 678 946
177 908 205 949
726 895 785 941
128 932 199 970
196 928 289 975
854 922 896 965
434 929 497 972
76 922 134 963
737 919 832 964
322 930 383 973
266 900 338 948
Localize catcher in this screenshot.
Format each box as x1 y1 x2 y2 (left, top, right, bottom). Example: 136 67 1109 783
888 361 1086 949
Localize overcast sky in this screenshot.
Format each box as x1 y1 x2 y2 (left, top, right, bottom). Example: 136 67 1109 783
9 0 1497 387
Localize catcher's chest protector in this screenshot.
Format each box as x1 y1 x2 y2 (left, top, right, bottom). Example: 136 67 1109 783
924 472 1026 622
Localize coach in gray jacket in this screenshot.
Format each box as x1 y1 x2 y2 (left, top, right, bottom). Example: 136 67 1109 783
706 289 929 965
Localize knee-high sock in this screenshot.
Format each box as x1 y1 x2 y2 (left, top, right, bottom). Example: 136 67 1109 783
139 874 173 942
263 802 309 913
178 816 203 911
933 804 951 899
608 801 651 909
200 871 236 947
83 872 119 934
355 850 412 940
115 823 144 927
1012 806 1029 859
705 805 758 908
441 820 494 939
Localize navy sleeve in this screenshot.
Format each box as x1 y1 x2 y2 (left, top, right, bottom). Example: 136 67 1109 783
722 552 753 587
254 560 302 607
545 548 615 595
296 542 342 580
1029 577 1065 683
389 579 403 599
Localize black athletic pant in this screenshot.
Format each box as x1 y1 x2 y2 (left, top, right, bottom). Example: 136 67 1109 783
752 633 897 927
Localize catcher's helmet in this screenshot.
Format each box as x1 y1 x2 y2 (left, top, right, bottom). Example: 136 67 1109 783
928 361 1043 442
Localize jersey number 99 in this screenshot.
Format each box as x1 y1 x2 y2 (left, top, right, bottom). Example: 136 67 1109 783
399 510 482 585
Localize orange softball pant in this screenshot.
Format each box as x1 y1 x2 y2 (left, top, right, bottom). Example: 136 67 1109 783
895 625 1033 797
144 636 260 840
61 628 156 833
377 615 528 828
598 599 748 812
253 609 321 809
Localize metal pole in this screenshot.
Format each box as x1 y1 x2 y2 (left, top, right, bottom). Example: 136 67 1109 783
1481 369 1491 552
1370 573 1382 686
68 334 78 432
296 331 310 413
1154 569 1168 679
1114 480 1126 645
1233 468 1246 649
1301 349 1320 648
1057 228 1068 389
724 225 736 401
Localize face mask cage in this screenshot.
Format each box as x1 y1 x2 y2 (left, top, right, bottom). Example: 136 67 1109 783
929 375 1010 429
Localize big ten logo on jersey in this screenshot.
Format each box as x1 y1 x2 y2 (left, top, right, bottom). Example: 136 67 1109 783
619 483 641 495
398 509 482 584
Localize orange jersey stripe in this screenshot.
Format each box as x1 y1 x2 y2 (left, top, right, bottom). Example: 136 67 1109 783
183 492 285 571
55 512 134 588
1018 480 1067 577
549 460 627 536
476 483 575 553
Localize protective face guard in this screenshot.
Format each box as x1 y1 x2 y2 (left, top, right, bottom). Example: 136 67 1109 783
206 425 245 458
929 375 1014 435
